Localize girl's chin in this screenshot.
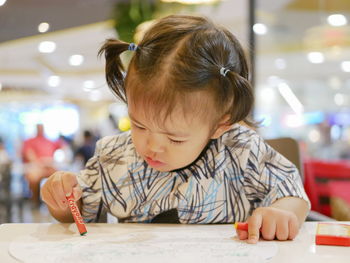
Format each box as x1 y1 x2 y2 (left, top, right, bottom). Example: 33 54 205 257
149 164 171 172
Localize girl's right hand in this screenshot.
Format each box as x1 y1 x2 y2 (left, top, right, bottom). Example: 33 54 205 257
41 171 82 211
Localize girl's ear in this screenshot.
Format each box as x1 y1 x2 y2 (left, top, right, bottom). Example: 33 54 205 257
210 115 232 139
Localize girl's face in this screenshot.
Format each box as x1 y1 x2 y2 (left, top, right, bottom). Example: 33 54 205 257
128 104 215 172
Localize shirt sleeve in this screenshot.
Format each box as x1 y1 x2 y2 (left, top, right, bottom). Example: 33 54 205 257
77 139 104 223
243 134 310 212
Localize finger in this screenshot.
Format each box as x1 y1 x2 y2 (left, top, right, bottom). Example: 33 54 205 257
276 218 289 241
247 212 263 244
261 216 276 241
41 182 60 210
50 172 70 210
72 186 82 201
236 229 248 240
288 215 299 240
61 172 78 197
45 184 62 210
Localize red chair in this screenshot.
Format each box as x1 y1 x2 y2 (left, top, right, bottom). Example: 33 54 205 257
304 160 350 216
328 181 350 220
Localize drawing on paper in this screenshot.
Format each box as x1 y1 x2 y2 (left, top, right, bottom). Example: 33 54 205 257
9 225 278 263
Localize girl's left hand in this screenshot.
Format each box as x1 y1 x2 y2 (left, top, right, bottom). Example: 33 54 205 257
236 207 299 244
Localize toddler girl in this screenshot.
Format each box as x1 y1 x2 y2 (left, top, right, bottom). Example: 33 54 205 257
41 15 310 244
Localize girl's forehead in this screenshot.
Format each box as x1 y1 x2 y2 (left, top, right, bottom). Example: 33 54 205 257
128 102 196 128
125 74 220 128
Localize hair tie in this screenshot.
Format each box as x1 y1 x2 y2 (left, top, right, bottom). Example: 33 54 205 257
128 43 138 51
220 67 230 77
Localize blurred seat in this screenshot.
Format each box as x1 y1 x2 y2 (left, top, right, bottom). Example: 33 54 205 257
304 160 350 217
329 181 350 221
0 161 12 222
265 137 302 175
265 137 335 221
0 162 29 223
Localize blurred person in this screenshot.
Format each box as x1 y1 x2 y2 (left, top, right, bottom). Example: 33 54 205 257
74 130 96 166
21 124 62 206
0 137 11 195
316 121 332 159
338 126 350 160
0 137 11 168
56 134 75 169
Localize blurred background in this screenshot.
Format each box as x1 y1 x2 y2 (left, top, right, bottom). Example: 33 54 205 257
0 0 349 223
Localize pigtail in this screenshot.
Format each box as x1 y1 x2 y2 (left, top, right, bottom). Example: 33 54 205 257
224 70 256 127
98 39 131 103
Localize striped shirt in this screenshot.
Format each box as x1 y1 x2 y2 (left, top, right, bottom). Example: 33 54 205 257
77 124 310 223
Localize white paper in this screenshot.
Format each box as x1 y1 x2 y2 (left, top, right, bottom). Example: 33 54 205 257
9 225 278 263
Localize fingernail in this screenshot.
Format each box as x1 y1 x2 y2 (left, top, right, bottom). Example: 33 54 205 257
65 192 72 197
73 189 80 200
249 235 258 242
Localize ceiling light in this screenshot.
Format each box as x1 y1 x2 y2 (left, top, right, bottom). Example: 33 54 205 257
341 61 350 72
307 52 324 64
274 58 286 70
161 0 219 4
328 76 342 90
69 54 84 66
48 76 61 87
334 93 345 106
284 114 303 128
261 87 274 98
89 90 102 101
38 22 50 33
253 23 268 35
278 82 304 114
327 14 347 27
308 129 320 143
267 75 282 86
0 0 7 7
38 41 56 53
83 80 95 91
258 87 275 102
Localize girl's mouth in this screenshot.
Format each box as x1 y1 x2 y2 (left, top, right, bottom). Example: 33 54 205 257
145 156 165 167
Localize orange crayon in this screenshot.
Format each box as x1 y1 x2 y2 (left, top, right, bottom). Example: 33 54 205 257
234 222 249 231
66 193 87 236
234 222 263 231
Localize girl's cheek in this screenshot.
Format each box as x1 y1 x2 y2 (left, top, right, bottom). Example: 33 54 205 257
132 133 145 152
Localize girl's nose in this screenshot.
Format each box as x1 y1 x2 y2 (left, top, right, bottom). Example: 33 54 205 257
147 134 164 153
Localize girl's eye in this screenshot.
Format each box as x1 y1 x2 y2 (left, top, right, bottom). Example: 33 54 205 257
133 124 145 130
169 139 185 145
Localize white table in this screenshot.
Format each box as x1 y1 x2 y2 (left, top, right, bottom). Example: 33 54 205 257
0 222 349 263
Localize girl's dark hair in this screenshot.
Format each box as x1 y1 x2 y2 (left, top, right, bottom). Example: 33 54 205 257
99 15 254 127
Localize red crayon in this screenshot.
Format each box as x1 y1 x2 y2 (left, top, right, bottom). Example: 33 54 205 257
66 193 87 236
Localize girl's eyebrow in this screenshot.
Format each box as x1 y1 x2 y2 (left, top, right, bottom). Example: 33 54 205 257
129 114 190 138
129 115 144 126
